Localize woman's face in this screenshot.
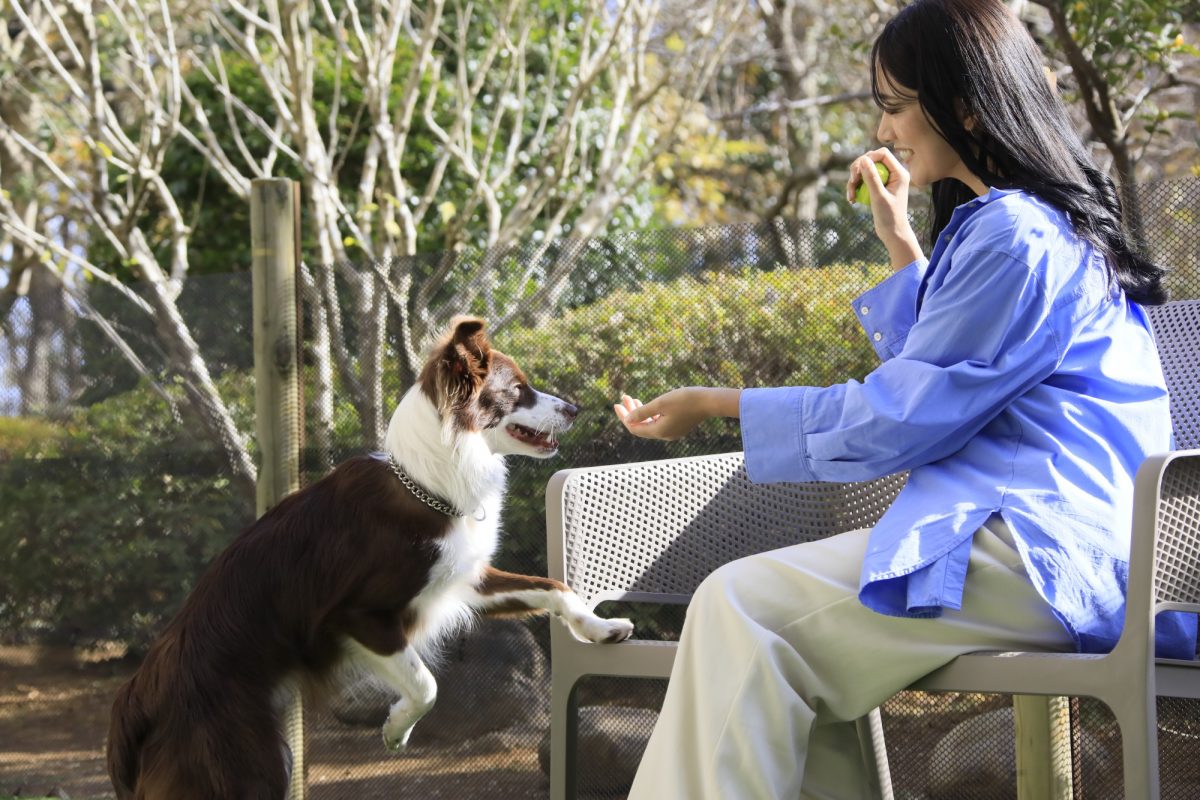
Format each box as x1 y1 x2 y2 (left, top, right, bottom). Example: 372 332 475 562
874 68 987 196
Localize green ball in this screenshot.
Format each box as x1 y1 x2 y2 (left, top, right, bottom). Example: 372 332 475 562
854 162 891 206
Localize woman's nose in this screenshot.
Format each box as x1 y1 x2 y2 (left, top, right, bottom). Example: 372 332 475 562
876 114 893 145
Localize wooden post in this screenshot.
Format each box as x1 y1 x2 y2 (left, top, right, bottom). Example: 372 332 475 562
251 177 305 800
1015 695 1074 800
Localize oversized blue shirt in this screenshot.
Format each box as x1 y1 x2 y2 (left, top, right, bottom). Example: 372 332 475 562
740 187 1196 659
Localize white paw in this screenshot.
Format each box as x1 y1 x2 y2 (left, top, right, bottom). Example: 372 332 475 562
572 614 634 644
381 699 431 751
382 720 413 752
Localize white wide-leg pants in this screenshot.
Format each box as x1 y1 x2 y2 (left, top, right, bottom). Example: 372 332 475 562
627 518 1076 800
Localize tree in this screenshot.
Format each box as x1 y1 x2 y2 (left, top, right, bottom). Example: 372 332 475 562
0 0 748 488
1024 0 1197 240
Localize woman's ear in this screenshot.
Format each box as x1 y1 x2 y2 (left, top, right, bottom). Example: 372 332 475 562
954 97 978 133
1043 65 1058 93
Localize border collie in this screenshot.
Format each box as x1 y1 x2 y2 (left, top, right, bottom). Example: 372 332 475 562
107 316 633 800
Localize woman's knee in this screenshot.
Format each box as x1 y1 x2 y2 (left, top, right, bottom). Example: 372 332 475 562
690 555 775 623
688 544 858 635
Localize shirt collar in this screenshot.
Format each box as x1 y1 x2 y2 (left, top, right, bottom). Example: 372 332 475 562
969 185 1021 206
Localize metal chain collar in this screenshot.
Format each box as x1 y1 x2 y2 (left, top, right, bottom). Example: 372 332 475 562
384 453 468 518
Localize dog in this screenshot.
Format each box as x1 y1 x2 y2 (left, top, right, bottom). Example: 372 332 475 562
107 316 634 800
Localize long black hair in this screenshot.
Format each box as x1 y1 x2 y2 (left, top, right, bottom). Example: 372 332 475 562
871 0 1167 305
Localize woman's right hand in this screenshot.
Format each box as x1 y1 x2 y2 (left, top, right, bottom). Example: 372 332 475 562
847 148 924 271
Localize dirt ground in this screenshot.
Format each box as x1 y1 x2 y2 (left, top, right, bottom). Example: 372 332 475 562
0 644 127 800
0 644 552 800
9 642 1199 800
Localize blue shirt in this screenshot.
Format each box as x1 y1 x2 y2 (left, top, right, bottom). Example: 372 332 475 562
740 187 1196 660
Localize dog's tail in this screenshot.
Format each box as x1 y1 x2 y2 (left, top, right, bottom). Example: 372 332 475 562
107 676 149 800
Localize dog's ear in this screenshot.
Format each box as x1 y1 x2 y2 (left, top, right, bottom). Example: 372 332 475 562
444 315 491 379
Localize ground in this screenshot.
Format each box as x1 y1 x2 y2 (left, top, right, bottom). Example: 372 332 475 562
0 644 549 800
7 643 1194 799
0 645 125 800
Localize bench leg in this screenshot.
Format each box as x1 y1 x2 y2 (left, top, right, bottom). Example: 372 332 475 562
550 671 581 800
855 706 894 800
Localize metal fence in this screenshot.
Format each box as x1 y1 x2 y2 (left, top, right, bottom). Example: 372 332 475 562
1 178 1198 798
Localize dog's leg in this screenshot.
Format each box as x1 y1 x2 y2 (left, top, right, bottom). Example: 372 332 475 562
469 567 634 643
346 641 438 751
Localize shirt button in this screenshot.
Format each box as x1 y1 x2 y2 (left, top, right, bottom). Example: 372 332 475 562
860 305 870 315
873 332 883 342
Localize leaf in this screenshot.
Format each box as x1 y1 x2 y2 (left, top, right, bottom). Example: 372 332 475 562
664 34 685 53
438 201 457 223
384 219 402 237
96 141 114 160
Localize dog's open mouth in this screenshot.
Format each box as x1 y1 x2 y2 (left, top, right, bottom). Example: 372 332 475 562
506 423 558 451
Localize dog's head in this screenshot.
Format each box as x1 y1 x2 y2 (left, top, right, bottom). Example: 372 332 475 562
419 316 578 458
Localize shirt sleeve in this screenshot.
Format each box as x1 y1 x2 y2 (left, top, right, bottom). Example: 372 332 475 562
853 258 927 361
741 247 1065 484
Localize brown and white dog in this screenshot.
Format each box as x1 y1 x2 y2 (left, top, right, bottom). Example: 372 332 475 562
107 316 633 800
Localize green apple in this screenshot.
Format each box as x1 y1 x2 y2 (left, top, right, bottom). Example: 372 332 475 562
854 161 891 206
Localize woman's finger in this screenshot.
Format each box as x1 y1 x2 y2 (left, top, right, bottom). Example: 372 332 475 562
874 147 908 187
861 153 888 195
622 397 662 425
848 156 874 202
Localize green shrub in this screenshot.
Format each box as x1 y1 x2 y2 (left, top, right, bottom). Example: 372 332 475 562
0 375 257 650
0 416 69 460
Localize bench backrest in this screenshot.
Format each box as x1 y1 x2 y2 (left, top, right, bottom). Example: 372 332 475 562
1147 298 1200 449
1144 299 1200 613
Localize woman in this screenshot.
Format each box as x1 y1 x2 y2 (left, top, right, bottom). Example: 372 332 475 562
613 0 1196 797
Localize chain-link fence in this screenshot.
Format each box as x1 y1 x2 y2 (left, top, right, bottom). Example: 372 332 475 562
1 178 1198 798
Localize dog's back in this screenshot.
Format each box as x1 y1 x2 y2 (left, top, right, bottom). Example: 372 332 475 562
106 568 293 800
107 674 146 800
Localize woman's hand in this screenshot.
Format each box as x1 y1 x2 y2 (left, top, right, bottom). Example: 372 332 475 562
847 148 924 271
612 388 740 441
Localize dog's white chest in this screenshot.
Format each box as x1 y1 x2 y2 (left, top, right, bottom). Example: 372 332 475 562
405 497 502 649
440 498 502 579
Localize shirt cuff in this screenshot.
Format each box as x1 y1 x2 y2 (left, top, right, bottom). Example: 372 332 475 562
853 258 927 361
739 386 817 484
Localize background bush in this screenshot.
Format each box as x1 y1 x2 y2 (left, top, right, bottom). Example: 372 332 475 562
0 374 257 651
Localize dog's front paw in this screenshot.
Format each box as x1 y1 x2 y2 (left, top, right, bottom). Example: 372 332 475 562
381 697 432 752
573 614 634 644
382 722 411 752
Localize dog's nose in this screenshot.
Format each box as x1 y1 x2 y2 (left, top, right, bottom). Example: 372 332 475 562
560 401 580 421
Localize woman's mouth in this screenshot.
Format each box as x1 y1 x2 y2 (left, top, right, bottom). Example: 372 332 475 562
506 422 558 451
893 148 913 164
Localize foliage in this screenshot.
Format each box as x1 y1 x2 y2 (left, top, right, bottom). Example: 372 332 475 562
1031 0 1199 185
1063 0 1197 100
0 416 67 460
0 374 257 651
